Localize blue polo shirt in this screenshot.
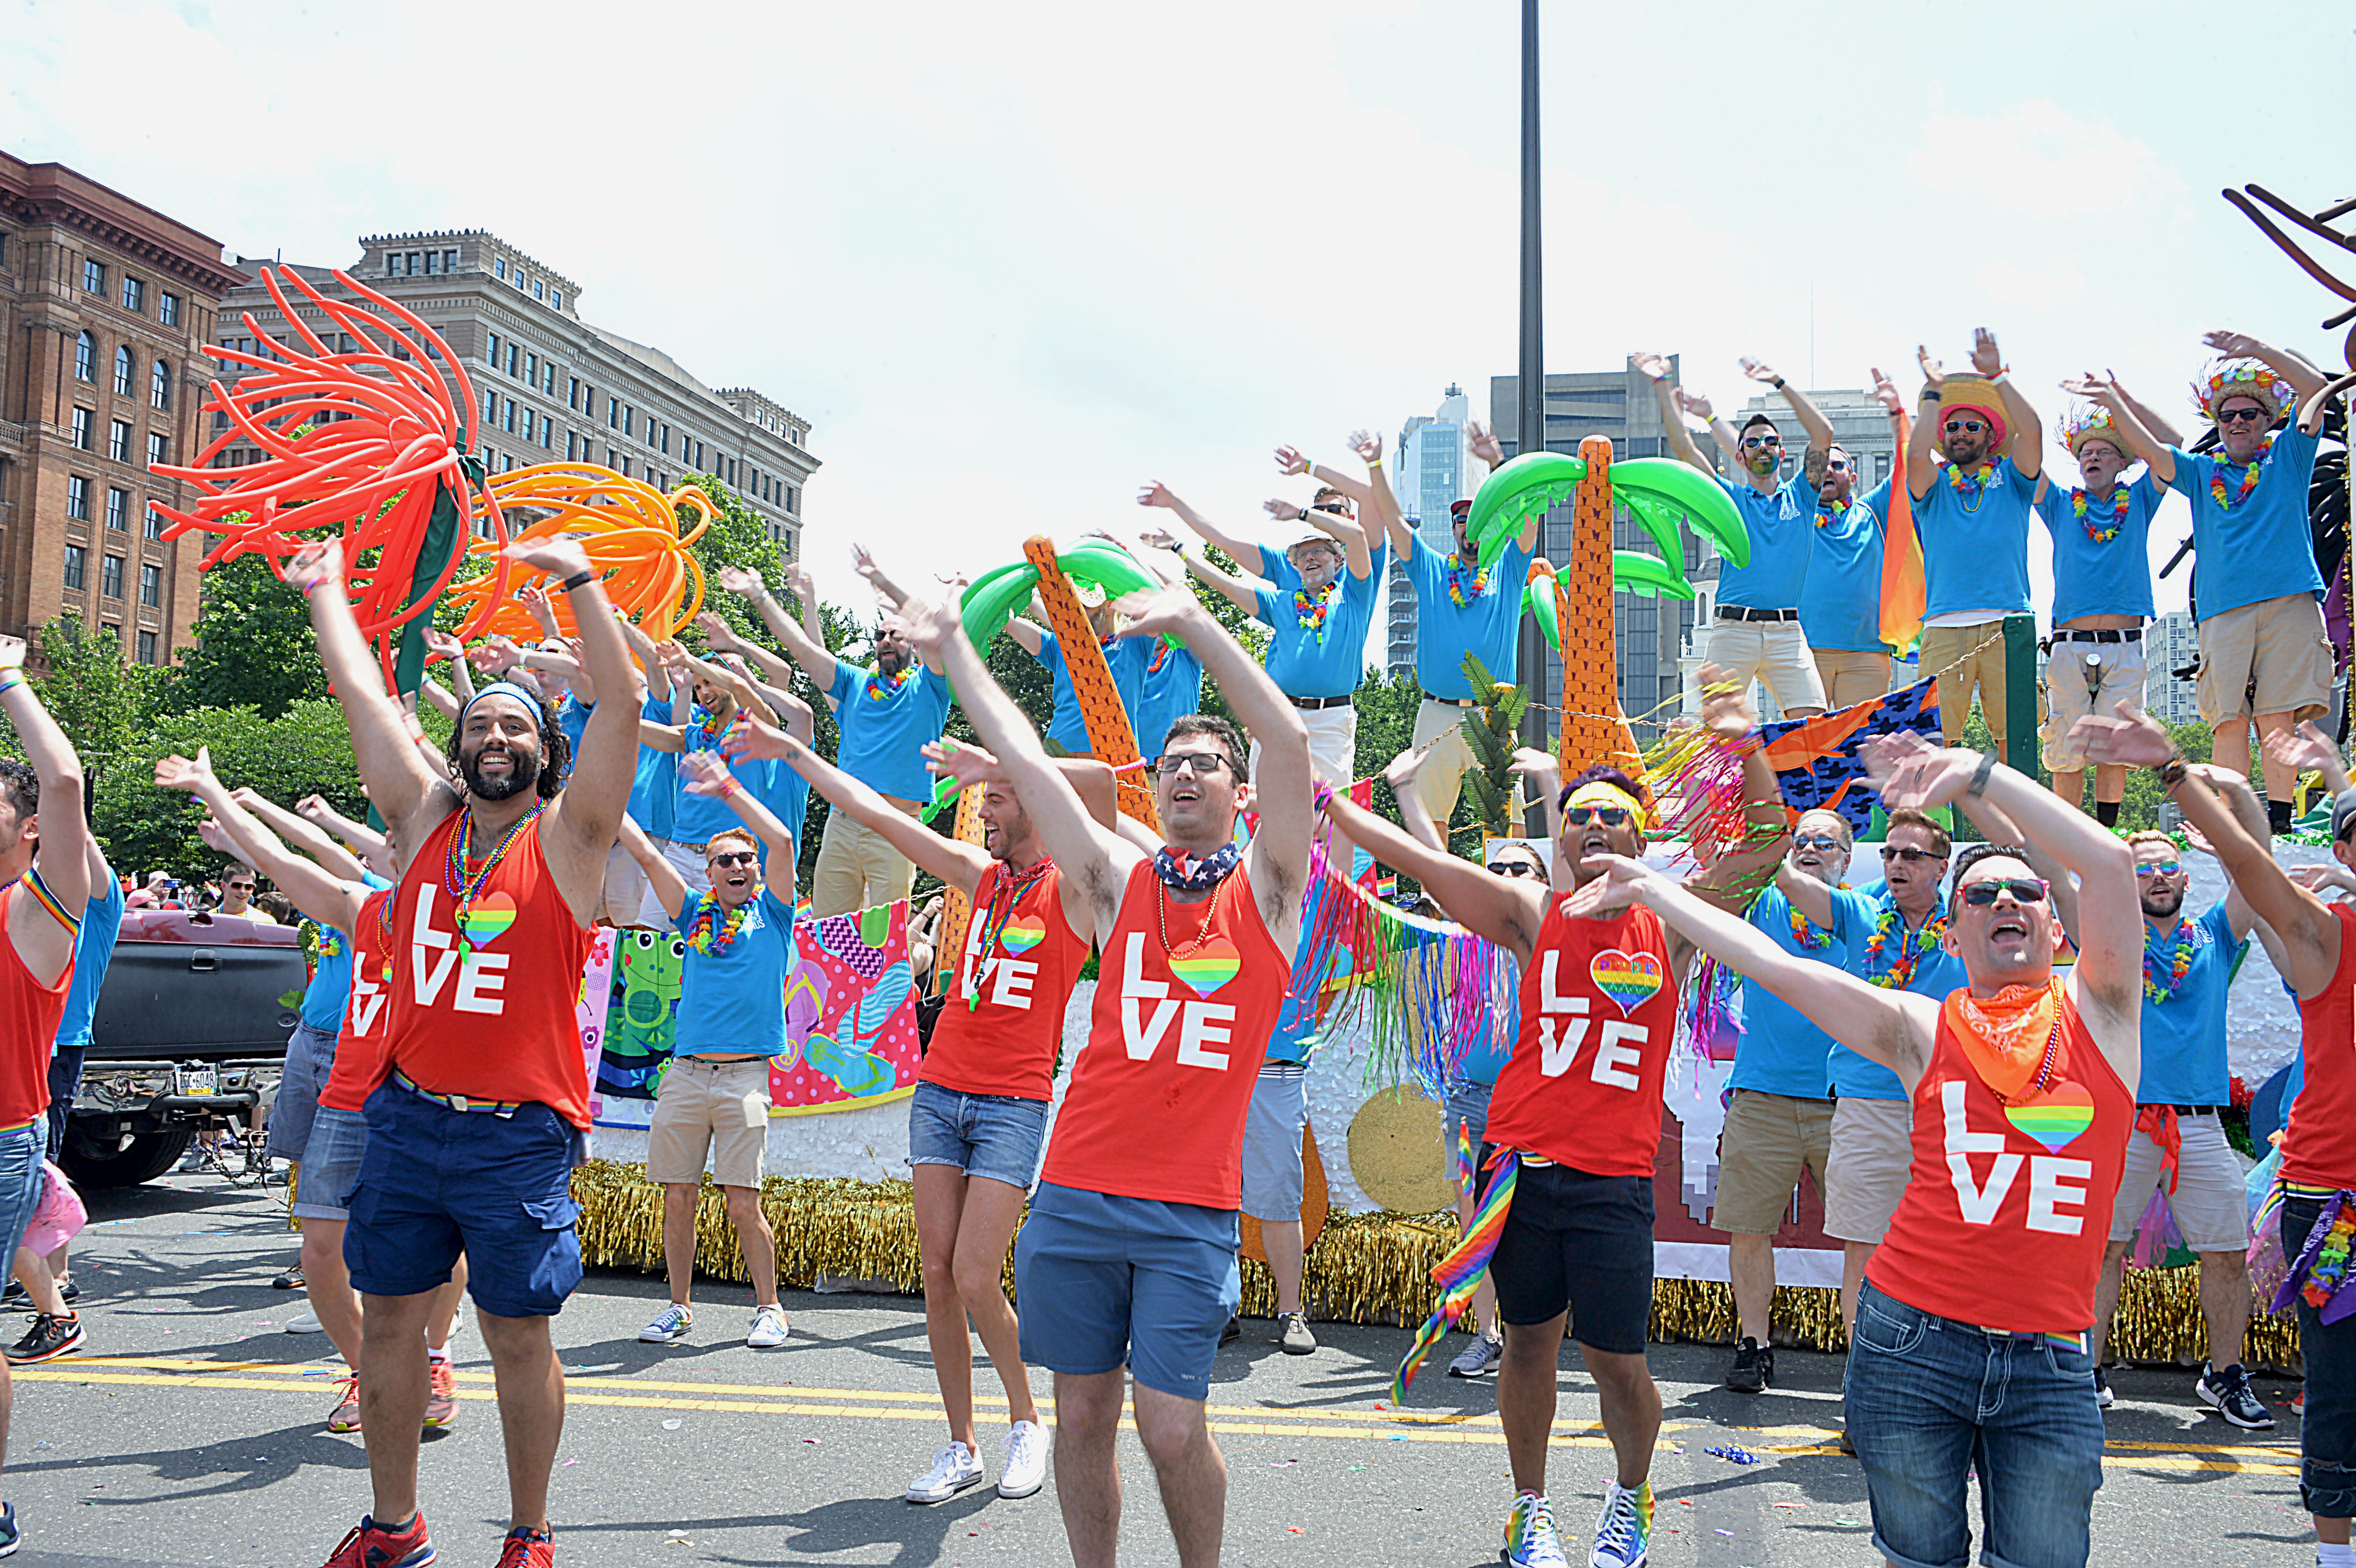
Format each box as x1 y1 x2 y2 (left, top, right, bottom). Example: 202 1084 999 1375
2169 425 2323 622
1404 534 1532 697
1252 543 1387 701
631 694 677 840
299 871 393 1035
672 886 796 1057
2138 900 2244 1107
1798 494 1887 654
2031 474 2162 623
1711 468 1817 610
672 705 756 844
1830 879 1967 1101
1038 628 1146 756
1124 638 1204 760
750 760 811 878
1911 457 2036 621
1733 883 1874 1098
54 876 126 1055
830 657 955 802
555 694 592 780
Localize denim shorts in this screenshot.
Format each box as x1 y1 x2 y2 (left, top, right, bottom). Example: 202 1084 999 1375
1014 1181 1241 1401
343 1078 586 1319
293 1106 369 1222
906 1079 1048 1191
0 1121 45 1273
269 1021 342 1163
1240 1064 1309 1221
1845 1281 2105 1568
1443 1078 1494 1173
2285 1196 2356 1519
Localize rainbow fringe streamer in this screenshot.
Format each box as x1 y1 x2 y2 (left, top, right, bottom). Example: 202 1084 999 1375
1391 1140 1518 1402
1639 728 1761 867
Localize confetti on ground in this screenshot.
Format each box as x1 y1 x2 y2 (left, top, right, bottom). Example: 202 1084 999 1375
1287 1527 1305 1535
1704 1444 1762 1465
1773 1501 1805 1508
1715 1529 1734 1536
661 1419 682 1430
1836 1519 1861 1526
802 1437 821 1445
1271 1460 1298 1468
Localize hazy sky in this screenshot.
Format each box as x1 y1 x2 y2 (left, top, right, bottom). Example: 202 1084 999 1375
9 1 2351 623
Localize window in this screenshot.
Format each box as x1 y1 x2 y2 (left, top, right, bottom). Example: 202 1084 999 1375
524 351 537 383
620 456 632 479
644 419 655 449
606 447 617 470
567 377 580 411
136 630 157 665
550 291 562 312
140 562 161 607
106 487 128 530
533 280 544 300
502 398 516 434
108 420 131 462
495 257 506 280
150 360 170 411
695 439 706 468
113 345 133 394
83 259 105 294
624 406 634 436
606 397 619 430
540 415 552 450
660 422 670 455
159 290 181 328
444 249 458 273
144 501 164 539
146 431 166 468
75 331 96 382
101 555 124 599
99 623 119 645
63 544 86 589
486 331 501 366
407 251 422 275
785 484 799 514
505 345 518 377
542 362 555 395
566 432 578 461
69 408 91 450
121 276 144 313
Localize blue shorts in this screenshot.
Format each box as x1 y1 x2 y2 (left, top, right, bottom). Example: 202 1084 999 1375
293 1106 369 1222
1846 1281 2105 1568
1444 1078 1494 1169
46 1043 86 1164
0 1121 45 1268
269 1021 341 1163
343 1079 586 1319
1240 1065 1309 1221
1014 1181 1240 1401
906 1079 1048 1191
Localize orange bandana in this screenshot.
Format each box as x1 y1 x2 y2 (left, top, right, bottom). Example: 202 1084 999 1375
1942 979 2065 1105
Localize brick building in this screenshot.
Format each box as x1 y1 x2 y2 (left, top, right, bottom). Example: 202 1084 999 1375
0 152 243 665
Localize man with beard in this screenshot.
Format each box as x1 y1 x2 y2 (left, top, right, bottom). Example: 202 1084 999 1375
1316 668 1785 1568
892 575 1312 1568
2064 335 2334 827
1906 329 2045 761
2032 394 2181 824
1800 373 1908 710
724 555 954 917
293 533 638 1568
1641 351 1835 719
2087 820 2272 1426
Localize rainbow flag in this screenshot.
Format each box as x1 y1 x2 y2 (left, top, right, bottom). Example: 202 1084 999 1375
1391 1136 1518 1402
1757 677 1943 835
1879 408 1926 654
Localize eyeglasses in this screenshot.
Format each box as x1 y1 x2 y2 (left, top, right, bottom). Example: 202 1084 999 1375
2133 860 2184 879
1885 846 1948 865
1740 435 1782 449
1156 752 1233 778
1793 834 1844 852
2216 406 2268 425
709 851 758 869
1943 418 1987 435
1961 876 2050 907
1562 805 1632 827
1491 860 1546 879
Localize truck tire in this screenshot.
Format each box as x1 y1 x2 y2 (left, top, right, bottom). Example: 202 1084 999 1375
61 1125 193 1189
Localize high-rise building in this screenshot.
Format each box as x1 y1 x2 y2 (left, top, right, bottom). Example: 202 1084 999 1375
1384 385 1472 677
212 231 816 555
0 151 245 666
2146 609 2199 726
1489 359 1700 739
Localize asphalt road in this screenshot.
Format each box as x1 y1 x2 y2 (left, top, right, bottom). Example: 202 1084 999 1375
1 1171 2319 1567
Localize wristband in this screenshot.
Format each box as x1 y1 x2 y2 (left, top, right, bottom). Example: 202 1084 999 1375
2155 757 2188 791
1919 387 1942 403
717 776 741 798
1770 376 1786 390
0 670 22 696
559 568 597 592
1966 750 1997 798
1311 780 1335 814
1991 370 2013 388
1367 457 1382 469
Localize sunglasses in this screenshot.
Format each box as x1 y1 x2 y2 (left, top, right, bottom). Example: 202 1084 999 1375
1308 502 1349 516
1156 752 1233 778
1961 876 2049 907
2215 406 2268 425
1740 435 1782 449
1828 459 1851 472
1492 859 1546 879
708 851 758 869
1793 833 1844 852
1886 846 1948 864
1943 418 1987 435
1562 805 1633 828
2132 860 2184 879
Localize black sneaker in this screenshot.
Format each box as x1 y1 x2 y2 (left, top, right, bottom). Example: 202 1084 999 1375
1219 1315 1241 1346
2196 1362 2275 1430
272 1263 304 1291
58 1279 75 1306
1725 1336 1772 1393
2094 1367 2114 1409
0 1281 20 1309
5 1312 83 1365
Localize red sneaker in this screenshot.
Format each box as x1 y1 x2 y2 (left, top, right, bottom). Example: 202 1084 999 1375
423 1358 458 1428
320 1512 436 1567
495 1525 555 1566
327 1374 362 1434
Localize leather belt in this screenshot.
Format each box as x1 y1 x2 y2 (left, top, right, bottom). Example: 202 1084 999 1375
1716 606 1800 623
2049 628 2143 644
1287 694 1354 711
2166 1104 2225 1116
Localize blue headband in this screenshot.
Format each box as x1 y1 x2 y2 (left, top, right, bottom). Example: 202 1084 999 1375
460 680 544 721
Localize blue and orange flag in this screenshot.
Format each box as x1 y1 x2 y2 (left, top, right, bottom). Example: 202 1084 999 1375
1879 408 1926 655
1757 677 1943 834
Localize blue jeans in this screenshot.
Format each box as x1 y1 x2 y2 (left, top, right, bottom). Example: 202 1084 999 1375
1845 1281 2105 1568
0 1120 46 1269
2286 1196 2356 1519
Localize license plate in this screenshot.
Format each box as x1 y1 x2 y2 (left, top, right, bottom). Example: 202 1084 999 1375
175 1067 219 1098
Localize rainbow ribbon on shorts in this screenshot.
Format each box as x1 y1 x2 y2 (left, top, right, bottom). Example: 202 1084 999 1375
1390 1133 1518 1403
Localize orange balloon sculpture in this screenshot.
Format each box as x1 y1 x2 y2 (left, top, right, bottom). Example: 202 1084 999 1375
444 468 712 644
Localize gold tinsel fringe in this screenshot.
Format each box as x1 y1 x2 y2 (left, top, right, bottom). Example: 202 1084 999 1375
567 1161 2302 1372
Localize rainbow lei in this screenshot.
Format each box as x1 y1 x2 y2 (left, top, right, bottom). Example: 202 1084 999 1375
866 663 916 701
442 803 543 963
2070 485 2130 544
1865 898 1947 990
1815 498 1849 529
1291 581 1338 641
1944 462 1996 504
1788 903 1834 950
690 703 736 751
2301 1203 2356 1311
682 891 750 956
1444 553 1490 607
2141 919 2196 1003
2207 435 2273 512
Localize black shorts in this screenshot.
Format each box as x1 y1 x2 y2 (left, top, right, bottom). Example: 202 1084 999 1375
1483 1148 1655 1356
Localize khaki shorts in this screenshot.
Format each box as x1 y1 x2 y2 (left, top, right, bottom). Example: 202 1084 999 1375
2106 1112 2250 1253
646 1056 772 1190
635 837 713 929
2195 593 2334 727
1919 621 2009 743
1712 1088 1834 1236
1249 702 1356 790
1822 1096 1914 1245
1704 620 1825 715
603 840 652 927
810 806 916 919
2041 638 2149 772
1409 697 1481 820
1811 649 1893 712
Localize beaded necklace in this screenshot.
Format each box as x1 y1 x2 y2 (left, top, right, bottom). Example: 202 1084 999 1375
2070 485 2130 544
2141 918 2196 1003
2207 435 2273 512
966 855 1057 1010
866 663 915 701
1156 864 1231 963
1943 461 1996 507
683 891 751 956
1865 895 1948 991
442 803 543 963
1815 498 1849 530
1292 580 1339 641
1444 553 1490 607
372 890 397 983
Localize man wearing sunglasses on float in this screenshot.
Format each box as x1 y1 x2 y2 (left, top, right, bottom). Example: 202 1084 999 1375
2060 333 2333 831
1905 327 2044 762
1637 351 1835 719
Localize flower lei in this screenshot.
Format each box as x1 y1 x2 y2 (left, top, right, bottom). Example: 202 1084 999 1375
690 703 735 750
2300 1203 2356 1311
1865 897 1948 990
2142 918 2197 1003
866 662 916 701
1944 462 1996 504
1444 553 1490 608
1788 900 1837 951
2070 485 2130 544
1814 498 1849 530
682 891 750 956
2207 434 2274 512
1292 581 1339 641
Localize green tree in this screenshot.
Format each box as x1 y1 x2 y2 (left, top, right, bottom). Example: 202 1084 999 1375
28 617 159 794
95 699 366 881
158 553 329 718
674 474 786 645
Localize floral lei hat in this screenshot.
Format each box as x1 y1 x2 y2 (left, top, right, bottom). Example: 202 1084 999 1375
2057 403 2129 458
2191 359 2296 427
1933 375 2008 458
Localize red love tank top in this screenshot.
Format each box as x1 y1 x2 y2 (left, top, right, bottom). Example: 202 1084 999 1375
1867 984 2132 1333
922 859 1090 1102
318 890 395 1114
2282 904 2356 1191
385 809 596 1129
1482 898 1681 1177
1039 860 1289 1209
0 884 72 1128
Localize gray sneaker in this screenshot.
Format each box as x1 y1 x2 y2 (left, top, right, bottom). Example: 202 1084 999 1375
1448 1334 1504 1377
1278 1313 1317 1355
2196 1362 2274 1430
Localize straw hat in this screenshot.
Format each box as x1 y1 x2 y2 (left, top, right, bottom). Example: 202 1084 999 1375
1933 375 2008 457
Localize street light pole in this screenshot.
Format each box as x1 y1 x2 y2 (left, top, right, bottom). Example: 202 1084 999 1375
1514 0 1549 833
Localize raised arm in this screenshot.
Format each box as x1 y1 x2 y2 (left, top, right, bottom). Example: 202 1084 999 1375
423 627 476 705
1954 790 2079 949
0 637 88 983
2061 371 2175 487
1347 430 1414 557
2266 719 2353 796
1168 538 1263 618
1909 348 1947 498
515 581 561 643
158 750 363 933
232 788 368 883
1741 358 1834 455
1270 495 1373 582
1138 481 1269 577
2107 378 2186 454
1322 787 1545 960
517 538 640 916
677 752 796 866
724 562 835 687
2184 763 2275 943
296 795 390 873
1635 354 1713 474
692 610 797 691
665 644 777 729
1971 329 2042 479
1385 750 1450 856
724 720 991 897
2206 328 2330 407
612 610 670 704
616 815 689 924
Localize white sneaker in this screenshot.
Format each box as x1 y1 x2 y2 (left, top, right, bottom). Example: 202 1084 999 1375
907 1441 985 1504
637 1303 693 1344
284 1309 323 1334
746 1305 790 1349
997 1419 1046 1499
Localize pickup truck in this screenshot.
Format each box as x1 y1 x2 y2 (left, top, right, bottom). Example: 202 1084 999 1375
57 909 308 1188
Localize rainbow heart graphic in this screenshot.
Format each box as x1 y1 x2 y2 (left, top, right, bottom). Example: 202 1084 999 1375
460 891 519 949
997 918 1047 956
1169 936 1241 998
2004 1080 2095 1154
1589 948 1663 1015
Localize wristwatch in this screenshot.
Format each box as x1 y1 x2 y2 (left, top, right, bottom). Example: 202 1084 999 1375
2155 757 2188 790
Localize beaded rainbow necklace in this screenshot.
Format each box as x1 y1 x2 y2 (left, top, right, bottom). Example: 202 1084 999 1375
442 802 543 963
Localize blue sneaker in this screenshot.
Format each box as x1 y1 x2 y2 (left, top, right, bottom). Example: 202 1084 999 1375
1590 1479 1651 1567
1502 1491 1569 1567
0 1499 18 1557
